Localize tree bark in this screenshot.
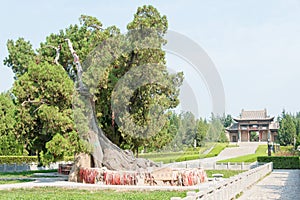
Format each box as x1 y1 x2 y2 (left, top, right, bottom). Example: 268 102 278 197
66 39 157 182
45 45 61 66
78 87 157 171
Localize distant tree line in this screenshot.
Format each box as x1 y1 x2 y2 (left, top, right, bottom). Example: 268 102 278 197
277 110 300 147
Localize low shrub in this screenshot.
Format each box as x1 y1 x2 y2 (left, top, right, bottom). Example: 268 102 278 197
257 156 300 169
0 156 38 164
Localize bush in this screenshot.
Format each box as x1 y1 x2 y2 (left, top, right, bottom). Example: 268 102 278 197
257 156 300 169
0 156 38 164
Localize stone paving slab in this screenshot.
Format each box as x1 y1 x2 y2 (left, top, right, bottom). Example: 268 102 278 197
239 169 300 200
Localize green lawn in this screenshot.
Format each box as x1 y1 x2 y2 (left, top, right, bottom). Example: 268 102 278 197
204 143 228 158
278 145 294 151
0 179 33 184
226 144 239 148
205 170 246 178
139 145 212 163
0 187 187 200
139 143 229 163
139 152 203 163
218 145 267 163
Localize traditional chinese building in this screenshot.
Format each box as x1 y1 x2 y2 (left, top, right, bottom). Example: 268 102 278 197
226 109 279 142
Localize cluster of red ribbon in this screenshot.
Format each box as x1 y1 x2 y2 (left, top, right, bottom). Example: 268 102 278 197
79 167 207 186
103 171 137 185
79 168 99 184
177 168 207 186
79 168 138 185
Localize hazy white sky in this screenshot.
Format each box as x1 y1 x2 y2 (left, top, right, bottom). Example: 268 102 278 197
1 0 300 118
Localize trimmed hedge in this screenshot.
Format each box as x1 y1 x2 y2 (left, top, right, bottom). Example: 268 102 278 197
257 156 300 169
0 156 38 164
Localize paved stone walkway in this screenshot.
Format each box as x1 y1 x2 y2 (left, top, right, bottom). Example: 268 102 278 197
239 169 300 200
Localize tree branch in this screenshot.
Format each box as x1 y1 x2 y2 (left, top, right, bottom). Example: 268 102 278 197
21 98 45 107
90 24 103 31
44 45 61 65
65 38 83 88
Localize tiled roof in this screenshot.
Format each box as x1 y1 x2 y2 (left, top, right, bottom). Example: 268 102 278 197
235 109 274 120
238 109 272 120
226 123 238 131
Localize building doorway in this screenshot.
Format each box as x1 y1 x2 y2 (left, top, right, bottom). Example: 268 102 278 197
250 131 259 142
232 135 237 142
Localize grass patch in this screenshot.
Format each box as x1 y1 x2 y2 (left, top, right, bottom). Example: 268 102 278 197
204 143 228 158
140 152 207 163
218 154 259 163
218 145 267 163
0 187 188 200
0 169 57 178
205 170 246 178
139 143 229 163
139 145 214 163
226 144 239 148
235 191 243 199
0 179 33 184
255 145 268 154
278 145 294 151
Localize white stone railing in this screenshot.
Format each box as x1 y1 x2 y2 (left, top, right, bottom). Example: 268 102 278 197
171 162 273 200
202 162 260 170
0 161 72 172
167 161 260 170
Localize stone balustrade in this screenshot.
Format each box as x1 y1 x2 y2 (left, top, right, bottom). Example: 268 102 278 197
171 162 273 200
0 161 72 172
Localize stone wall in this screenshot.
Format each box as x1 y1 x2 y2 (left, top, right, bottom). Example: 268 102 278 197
0 161 73 172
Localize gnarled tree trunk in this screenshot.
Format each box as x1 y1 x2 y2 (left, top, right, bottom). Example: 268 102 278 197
67 39 157 182
83 88 156 170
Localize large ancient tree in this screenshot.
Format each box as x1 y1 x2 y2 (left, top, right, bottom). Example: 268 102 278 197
4 5 183 174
